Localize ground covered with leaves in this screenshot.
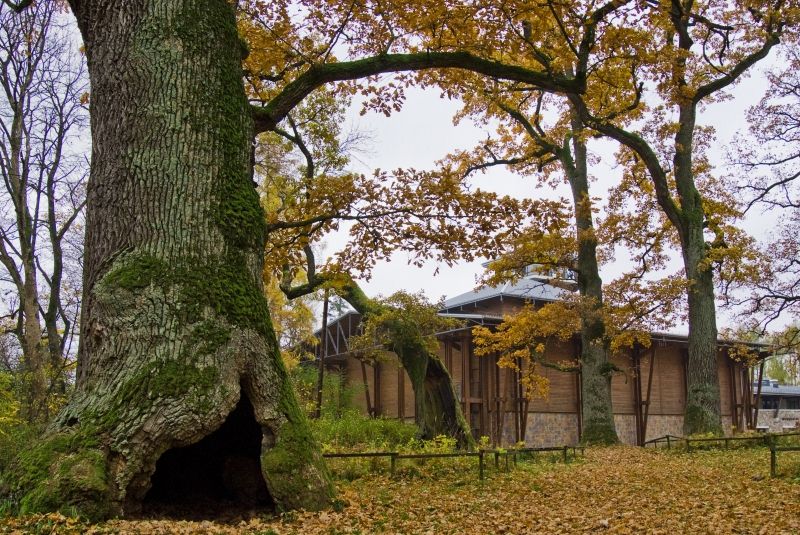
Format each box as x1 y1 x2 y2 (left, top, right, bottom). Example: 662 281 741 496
2 446 798 534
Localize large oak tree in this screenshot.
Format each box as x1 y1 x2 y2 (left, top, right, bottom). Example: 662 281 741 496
2 0 582 519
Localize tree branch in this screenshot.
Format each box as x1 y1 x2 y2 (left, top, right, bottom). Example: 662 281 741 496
1 0 33 13
693 33 780 103
252 52 583 134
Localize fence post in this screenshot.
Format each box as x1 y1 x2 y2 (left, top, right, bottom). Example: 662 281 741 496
770 445 777 478
686 439 691 453
667 436 671 449
494 451 499 469
390 453 397 476
479 451 485 481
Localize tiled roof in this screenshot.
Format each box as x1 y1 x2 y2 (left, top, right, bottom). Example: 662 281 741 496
441 277 567 310
756 383 800 396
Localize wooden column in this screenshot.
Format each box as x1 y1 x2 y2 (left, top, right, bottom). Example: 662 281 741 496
743 365 753 429
315 291 329 419
642 346 655 442
373 362 382 416
494 354 502 445
728 352 739 432
632 346 643 445
397 365 405 419
754 360 765 428
360 359 373 417
462 330 471 433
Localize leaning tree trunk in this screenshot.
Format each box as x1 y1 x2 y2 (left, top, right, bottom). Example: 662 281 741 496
563 110 618 445
337 281 475 449
5 0 333 519
396 342 474 449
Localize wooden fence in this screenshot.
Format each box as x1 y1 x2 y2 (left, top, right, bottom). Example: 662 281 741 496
644 431 800 478
322 445 585 480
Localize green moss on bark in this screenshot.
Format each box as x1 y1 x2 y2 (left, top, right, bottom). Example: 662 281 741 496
684 405 723 436
99 251 271 339
3 431 111 520
580 422 619 446
260 379 335 511
685 383 723 436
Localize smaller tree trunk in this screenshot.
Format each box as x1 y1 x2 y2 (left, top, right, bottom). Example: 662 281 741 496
563 109 618 445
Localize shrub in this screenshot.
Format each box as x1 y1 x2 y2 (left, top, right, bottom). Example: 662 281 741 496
311 410 419 451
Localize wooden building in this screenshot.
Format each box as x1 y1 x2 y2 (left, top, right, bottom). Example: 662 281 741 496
314 274 760 447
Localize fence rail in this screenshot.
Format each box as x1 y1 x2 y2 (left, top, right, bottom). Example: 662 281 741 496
322 445 584 480
644 431 800 451
770 444 800 477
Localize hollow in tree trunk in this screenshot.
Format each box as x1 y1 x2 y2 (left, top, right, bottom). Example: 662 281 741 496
4 0 333 519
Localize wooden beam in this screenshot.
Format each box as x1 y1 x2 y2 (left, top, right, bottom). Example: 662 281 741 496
494 354 502 445
373 362 382 416
360 359 373 417
754 360 765 429
574 337 583 442
397 364 405 419
480 348 489 439
728 350 739 432
642 346 655 443
632 345 644 446
743 366 753 429
462 330 471 432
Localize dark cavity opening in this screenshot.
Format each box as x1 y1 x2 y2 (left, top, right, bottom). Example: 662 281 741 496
143 394 273 519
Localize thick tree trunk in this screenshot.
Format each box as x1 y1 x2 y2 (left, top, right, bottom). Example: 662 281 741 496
675 105 723 436
563 111 618 445
682 235 723 435
6 0 333 519
337 281 474 449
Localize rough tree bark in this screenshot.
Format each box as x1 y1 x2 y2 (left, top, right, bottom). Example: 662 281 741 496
337 281 475 449
568 3 780 436
4 0 333 518
561 110 618 445
498 101 619 444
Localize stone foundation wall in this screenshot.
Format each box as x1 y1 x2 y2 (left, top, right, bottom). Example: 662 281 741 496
500 411 749 447
644 416 684 442
757 409 800 433
614 415 637 444
503 413 580 447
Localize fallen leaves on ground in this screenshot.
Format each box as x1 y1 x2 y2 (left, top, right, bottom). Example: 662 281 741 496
2 447 798 534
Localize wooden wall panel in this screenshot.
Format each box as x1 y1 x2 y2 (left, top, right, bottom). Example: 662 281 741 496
343 357 369 414
379 357 400 418
652 347 685 415
718 352 732 417
611 352 636 414
527 343 579 413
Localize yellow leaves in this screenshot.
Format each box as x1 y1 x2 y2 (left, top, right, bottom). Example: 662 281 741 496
348 291 459 362
27 447 800 534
